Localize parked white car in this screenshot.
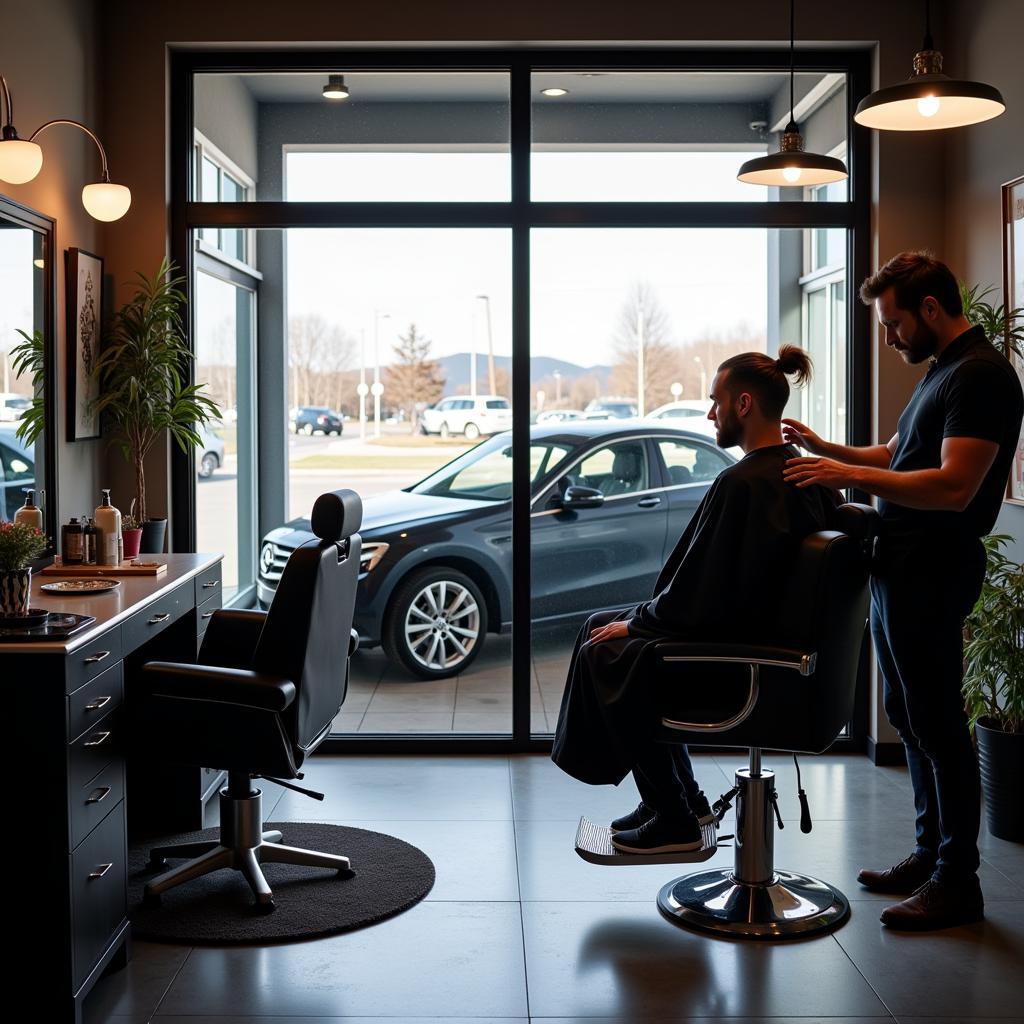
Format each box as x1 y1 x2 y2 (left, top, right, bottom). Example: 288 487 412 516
0 392 30 422
420 395 512 440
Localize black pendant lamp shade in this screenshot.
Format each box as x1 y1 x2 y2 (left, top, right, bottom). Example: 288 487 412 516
854 3 1004 131
737 0 848 188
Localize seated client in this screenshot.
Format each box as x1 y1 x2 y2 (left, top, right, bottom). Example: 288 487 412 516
552 346 838 854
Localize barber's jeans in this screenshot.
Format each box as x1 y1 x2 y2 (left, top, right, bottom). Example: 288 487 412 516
870 535 986 882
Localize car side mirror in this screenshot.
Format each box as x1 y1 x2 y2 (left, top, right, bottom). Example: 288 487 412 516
561 485 604 510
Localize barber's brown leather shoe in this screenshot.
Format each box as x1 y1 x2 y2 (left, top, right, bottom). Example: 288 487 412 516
857 853 935 894
879 876 984 930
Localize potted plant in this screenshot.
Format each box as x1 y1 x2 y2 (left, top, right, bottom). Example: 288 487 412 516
92 260 221 553
963 534 1024 841
960 281 1024 359
0 522 48 618
122 501 143 560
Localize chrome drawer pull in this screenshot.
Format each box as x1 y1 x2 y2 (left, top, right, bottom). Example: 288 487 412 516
85 695 111 711
83 650 110 665
147 612 171 624
88 863 113 880
86 786 111 805
201 610 215 619
83 731 111 748
202 580 218 589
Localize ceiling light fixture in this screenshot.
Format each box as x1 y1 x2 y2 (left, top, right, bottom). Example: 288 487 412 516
0 75 132 220
540 87 569 97
737 0 848 188
323 74 351 101
854 0 1005 131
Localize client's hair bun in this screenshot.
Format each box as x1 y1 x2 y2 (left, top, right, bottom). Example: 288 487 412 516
776 344 813 386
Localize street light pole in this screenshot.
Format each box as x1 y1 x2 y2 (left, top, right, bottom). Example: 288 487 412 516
694 356 707 398
476 294 496 395
553 370 562 404
358 328 368 439
636 305 645 417
373 310 390 438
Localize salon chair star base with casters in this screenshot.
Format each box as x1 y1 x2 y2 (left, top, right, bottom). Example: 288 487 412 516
136 489 363 912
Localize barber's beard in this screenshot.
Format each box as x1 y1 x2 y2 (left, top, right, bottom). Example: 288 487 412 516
902 316 941 364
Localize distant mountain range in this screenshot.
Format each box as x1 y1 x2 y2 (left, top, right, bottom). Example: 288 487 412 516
435 353 612 394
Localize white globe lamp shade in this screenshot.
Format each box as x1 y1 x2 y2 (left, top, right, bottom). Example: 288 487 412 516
82 181 132 221
0 139 43 184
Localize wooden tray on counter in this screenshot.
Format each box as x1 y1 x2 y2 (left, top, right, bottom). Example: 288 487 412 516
40 560 168 577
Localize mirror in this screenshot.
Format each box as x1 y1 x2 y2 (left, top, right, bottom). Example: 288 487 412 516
0 196 56 554
560 485 604 510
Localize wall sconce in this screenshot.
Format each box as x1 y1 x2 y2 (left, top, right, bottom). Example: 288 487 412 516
0 75 132 221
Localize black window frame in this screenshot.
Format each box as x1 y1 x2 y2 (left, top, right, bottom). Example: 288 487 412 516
170 47 873 754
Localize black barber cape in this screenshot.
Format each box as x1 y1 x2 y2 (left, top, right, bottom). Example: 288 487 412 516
551 444 837 786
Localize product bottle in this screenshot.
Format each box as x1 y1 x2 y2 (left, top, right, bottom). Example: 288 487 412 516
83 518 99 566
13 489 43 531
62 517 84 565
94 490 123 566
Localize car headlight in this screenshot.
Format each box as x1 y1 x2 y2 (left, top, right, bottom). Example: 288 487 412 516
359 541 389 573
260 542 276 574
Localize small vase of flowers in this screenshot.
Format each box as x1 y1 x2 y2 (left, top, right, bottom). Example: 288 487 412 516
0 522 48 617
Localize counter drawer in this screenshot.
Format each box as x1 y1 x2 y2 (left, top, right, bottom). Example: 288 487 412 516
66 628 123 694
122 584 191 652
71 759 125 850
68 662 124 744
71 801 126 988
69 709 121 793
194 562 222 605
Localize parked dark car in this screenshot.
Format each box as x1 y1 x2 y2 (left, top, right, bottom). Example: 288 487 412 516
292 406 344 435
0 426 34 522
257 423 735 678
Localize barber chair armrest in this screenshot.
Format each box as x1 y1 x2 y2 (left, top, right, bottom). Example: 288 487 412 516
654 641 818 677
141 662 297 712
198 608 268 669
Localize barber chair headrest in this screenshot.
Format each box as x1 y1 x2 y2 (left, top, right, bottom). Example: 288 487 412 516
832 502 879 543
311 489 363 541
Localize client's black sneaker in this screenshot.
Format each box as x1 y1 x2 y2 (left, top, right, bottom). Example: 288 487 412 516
611 814 703 855
857 852 936 895
879 875 984 930
610 802 655 834
691 790 716 827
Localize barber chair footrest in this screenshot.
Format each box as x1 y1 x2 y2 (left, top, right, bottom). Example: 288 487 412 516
574 816 720 866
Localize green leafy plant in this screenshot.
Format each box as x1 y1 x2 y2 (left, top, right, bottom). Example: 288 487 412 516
91 260 220 525
963 534 1024 734
960 281 1024 360
0 522 48 572
8 328 45 446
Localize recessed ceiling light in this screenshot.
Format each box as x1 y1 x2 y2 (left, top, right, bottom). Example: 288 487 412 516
540 87 569 97
323 74 350 101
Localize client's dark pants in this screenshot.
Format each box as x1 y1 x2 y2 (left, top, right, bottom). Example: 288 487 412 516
633 743 705 822
870 533 986 882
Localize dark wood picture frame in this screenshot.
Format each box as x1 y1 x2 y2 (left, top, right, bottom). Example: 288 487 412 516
65 246 103 442
1004 174 1024 505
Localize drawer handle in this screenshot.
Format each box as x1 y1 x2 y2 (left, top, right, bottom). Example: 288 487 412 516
201 610 216 619
147 612 171 625
202 580 218 589
83 731 111 748
86 786 112 805
88 863 113 880
83 650 111 665
84 695 112 711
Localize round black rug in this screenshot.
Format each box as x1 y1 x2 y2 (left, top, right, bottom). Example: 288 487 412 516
128 822 435 945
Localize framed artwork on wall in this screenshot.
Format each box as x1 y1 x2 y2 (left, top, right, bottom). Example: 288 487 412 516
66 247 103 442
1004 175 1024 504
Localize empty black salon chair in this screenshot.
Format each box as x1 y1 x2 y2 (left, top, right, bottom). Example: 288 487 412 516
137 489 362 911
575 502 879 940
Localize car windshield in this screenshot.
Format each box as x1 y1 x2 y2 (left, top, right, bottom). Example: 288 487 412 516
410 435 573 501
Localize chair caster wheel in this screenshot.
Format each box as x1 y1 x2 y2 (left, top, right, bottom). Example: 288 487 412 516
146 857 167 872
338 867 355 879
142 891 161 908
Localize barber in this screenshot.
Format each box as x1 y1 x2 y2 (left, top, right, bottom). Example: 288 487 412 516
782 251 1023 931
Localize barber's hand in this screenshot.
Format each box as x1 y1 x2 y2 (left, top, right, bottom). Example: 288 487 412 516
783 455 856 490
782 418 826 454
588 620 630 644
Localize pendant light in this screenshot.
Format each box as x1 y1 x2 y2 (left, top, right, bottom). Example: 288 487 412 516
323 75 351 100
737 0 848 188
854 1 1004 131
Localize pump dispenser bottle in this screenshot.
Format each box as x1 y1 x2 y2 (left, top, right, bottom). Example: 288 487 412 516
94 490 123 566
14 489 43 530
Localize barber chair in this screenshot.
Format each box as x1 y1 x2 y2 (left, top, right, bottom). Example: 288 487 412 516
136 489 362 911
575 503 879 939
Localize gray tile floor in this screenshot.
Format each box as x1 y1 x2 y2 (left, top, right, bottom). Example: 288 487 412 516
86 753 1024 1024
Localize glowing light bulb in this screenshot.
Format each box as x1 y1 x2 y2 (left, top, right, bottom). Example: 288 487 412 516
82 182 132 221
917 95 941 118
782 166 802 183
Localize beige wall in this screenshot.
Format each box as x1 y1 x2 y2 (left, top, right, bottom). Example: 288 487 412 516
1 0 105 525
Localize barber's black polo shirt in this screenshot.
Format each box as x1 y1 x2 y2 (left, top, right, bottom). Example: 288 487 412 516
881 324 1024 541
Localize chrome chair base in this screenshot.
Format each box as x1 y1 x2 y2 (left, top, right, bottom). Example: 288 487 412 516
143 784 353 911
657 868 850 939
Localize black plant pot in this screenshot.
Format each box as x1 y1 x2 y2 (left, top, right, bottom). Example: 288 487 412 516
977 718 1024 842
140 518 167 554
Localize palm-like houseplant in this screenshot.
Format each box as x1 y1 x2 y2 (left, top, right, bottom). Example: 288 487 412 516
91 260 220 541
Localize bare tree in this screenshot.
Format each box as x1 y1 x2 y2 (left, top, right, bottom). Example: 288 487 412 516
287 313 357 409
678 322 768 400
384 322 445 433
608 282 680 411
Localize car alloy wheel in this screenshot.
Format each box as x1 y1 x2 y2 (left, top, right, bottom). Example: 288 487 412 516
384 567 486 678
198 452 218 478
303 422 314 435
464 422 480 440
